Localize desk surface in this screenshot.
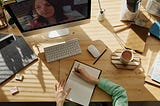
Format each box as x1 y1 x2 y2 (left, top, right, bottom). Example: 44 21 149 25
1 0 160 102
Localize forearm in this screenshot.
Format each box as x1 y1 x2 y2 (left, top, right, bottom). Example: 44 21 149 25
89 76 99 85
98 78 128 106
56 102 63 106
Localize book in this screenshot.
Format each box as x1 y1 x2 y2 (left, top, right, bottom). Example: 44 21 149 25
64 60 102 106
150 53 160 83
145 53 160 87
151 64 160 83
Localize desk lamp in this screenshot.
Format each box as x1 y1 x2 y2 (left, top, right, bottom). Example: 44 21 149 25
97 0 105 21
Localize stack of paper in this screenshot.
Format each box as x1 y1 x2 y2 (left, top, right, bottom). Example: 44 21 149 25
150 54 160 83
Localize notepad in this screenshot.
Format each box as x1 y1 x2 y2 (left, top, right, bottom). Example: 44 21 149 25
150 53 160 83
151 64 160 83
145 53 160 87
65 60 102 106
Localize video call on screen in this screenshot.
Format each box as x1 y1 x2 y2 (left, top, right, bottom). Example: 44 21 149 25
9 0 89 31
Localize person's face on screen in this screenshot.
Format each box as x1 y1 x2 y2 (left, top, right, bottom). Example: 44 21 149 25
34 0 55 18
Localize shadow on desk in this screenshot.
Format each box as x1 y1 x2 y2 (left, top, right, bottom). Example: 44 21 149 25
38 53 60 81
100 17 149 53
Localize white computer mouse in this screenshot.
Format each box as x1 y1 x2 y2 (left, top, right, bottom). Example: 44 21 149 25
87 44 100 58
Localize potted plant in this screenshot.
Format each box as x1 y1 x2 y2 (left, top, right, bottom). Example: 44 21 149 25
0 0 8 29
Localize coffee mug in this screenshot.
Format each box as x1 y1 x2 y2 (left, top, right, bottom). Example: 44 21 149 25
120 49 134 64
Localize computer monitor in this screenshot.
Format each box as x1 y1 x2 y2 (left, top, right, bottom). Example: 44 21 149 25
5 0 91 38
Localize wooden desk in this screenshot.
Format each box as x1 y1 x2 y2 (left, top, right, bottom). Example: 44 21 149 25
0 0 160 102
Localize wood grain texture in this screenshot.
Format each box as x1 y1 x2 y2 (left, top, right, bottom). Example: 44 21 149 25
0 0 160 102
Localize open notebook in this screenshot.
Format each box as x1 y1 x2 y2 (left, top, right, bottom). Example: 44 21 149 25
65 60 102 106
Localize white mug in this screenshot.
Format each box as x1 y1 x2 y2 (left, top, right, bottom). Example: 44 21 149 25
120 49 134 64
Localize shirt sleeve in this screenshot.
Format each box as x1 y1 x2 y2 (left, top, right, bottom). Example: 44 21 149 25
98 78 128 106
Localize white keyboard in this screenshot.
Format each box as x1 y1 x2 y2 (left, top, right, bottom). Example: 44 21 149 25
44 38 81 62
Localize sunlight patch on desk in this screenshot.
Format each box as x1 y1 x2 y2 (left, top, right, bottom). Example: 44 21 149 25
0 58 58 101
125 29 146 53
144 83 160 100
23 61 57 80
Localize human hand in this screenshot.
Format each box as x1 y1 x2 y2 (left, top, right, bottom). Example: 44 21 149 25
29 18 46 28
74 66 99 85
55 80 71 106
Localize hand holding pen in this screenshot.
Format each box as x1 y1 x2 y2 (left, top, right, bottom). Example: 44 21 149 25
74 64 99 84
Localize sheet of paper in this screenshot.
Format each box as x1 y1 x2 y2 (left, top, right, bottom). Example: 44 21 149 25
65 60 101 106
150 53 160 83
148 53 160 76
151 64 160 83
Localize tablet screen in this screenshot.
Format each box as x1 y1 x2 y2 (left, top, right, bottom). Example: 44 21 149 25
0 34 16 49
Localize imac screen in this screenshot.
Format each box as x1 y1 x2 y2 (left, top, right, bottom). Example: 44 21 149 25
5 0 91 36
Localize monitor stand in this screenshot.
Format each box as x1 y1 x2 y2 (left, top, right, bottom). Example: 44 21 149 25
48 28 69 38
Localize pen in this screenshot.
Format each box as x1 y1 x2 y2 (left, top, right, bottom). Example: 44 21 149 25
93 49 107 65
76 63 80 73
77 63 80 69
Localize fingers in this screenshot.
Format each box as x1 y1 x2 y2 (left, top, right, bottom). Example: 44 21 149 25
73 71 80 78
74 67 79 73
74 68 83 76
65 88 71 97
59 79 66 88
55 83 58 91
74 67 85 76
74 67 83 73
55 79 66 91
55 80 71 99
